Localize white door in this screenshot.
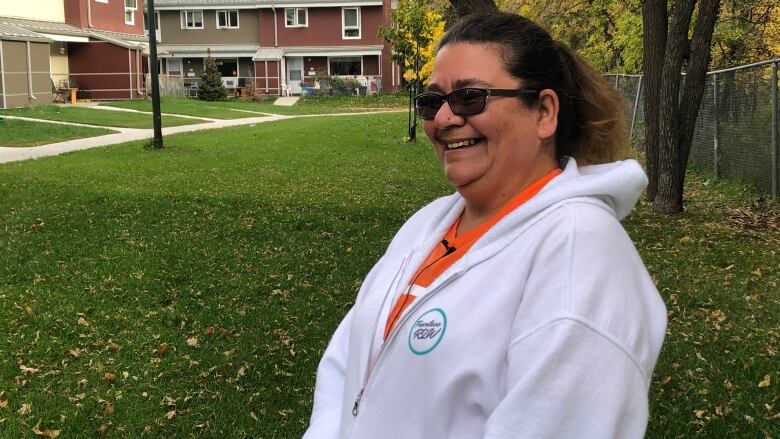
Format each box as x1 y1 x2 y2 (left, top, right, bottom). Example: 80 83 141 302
286 57 303 95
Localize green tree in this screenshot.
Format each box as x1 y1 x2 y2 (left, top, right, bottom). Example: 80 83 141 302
711 0 779 67
198 53 227 101
500 0 644 73
379 0 446 85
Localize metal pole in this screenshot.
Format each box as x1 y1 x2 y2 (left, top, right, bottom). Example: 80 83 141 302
148 0 163 148
772 61 778 200
713 73 720 179
630 75 642 141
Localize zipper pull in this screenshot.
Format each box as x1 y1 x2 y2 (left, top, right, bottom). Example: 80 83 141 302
352 388 365 416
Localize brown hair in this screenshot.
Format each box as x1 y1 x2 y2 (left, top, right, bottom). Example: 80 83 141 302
437 13 628 164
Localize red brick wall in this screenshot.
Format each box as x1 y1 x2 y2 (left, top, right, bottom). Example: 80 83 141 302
68 40 144 99
303 56 328 77
363 55 379 75
64 0 144 34
64 0 88 28
90 0 145 35
257 6 383 47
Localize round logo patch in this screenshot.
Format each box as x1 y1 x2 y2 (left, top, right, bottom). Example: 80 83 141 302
408 308 447 355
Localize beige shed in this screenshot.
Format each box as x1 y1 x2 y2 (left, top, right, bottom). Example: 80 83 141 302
0 22 53 108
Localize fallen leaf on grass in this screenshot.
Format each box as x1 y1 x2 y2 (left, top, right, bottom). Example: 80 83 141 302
104 373 116 383
0 399 8 410
165 410 177 420
20 365 40 374
30 220 45 231
77 317 89 327
67 348 83 357
659 376 672 385
679 236 693 244
186 337 199 348
18 403 32 415
202 327 215 336
106 341 120 351
25 306 33 315
157 343 168 355
32 420 60 437
758 375 771 388
104 403 114 414
250 412 258 421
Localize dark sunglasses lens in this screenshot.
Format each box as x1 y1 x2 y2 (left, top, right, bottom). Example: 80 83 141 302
451 89 487 115
415 94 443 119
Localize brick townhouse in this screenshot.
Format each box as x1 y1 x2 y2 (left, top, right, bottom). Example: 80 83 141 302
152 0 398 96
0 0 148 107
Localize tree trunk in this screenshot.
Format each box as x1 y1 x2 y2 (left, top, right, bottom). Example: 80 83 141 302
642 0 667 201
675 0 721 192
448 0 498 20
654 0 721 213
655 0 696 213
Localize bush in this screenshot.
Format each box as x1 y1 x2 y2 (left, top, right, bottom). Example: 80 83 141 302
312 75 361 96
198 55 228 101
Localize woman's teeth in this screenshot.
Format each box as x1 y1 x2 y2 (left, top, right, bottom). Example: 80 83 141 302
445 139 481 149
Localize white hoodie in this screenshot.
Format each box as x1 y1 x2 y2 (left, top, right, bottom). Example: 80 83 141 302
304 158 667 439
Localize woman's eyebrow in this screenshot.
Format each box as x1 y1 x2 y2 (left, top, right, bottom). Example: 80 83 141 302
426 78 491 93
453 78 491 88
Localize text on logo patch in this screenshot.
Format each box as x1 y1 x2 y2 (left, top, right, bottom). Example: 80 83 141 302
408 308 447 355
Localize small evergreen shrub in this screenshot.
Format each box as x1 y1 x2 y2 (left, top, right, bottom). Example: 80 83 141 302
198 55 228 101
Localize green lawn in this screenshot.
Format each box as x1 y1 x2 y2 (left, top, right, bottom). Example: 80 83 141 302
0 105 209 129
0 113 777 438
101 94 408 118
100 99 258 120
0 118 116 147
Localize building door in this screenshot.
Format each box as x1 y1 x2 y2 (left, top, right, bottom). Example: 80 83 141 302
286 57 303 95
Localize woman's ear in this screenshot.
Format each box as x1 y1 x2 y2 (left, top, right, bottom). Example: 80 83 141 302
536 89 559 140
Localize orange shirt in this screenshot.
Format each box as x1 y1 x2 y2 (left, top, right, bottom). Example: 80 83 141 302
383 168 562 340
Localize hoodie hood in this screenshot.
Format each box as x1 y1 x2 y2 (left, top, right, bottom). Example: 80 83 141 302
391 158 648 259
536 157 648 221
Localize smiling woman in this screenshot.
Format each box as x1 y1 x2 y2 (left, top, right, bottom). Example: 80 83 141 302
304 12 667 439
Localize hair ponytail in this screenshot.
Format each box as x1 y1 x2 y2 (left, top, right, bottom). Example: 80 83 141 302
438 13 629 165
554 43 629 164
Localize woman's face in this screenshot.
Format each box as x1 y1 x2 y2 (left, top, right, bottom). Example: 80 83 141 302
423 42 557 206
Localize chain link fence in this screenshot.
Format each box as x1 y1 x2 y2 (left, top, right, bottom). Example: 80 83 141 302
605 58 780 199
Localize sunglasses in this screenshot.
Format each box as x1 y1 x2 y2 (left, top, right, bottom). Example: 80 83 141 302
414 87 540 120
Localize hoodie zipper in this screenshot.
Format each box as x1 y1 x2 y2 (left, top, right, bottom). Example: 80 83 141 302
351 253 411 416
351 267 463 418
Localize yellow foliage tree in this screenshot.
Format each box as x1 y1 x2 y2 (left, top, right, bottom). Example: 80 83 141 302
403 11 446 83
379 1 445 86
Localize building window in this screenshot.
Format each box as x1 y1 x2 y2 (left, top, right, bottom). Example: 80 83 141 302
95 0 107 4
217 10 239 29
144 11 160 33
167 58 182 76
285 8 307 27
329 57 361 76
181 10 204 29
342 7 360 39
124 0 137 25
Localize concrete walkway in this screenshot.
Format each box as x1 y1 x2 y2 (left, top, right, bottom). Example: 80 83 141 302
0 113 290 164
0 107 405 164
